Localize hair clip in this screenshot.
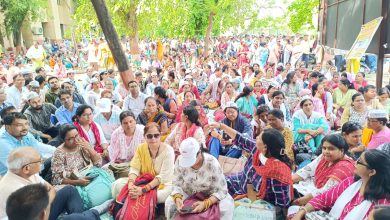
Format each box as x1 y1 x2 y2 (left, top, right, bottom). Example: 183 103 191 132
280 148 285 156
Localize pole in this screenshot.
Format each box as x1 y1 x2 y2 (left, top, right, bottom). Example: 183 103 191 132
377 0 388 88
90 0 133 89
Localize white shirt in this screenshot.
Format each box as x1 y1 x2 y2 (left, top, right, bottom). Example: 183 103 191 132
0 172 45 219
123 92 149 118
5 86 28 111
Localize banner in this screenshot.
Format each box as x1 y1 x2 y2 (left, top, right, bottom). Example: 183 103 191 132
346 17 383 60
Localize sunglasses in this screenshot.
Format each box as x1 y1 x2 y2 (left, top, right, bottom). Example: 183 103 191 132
146 133 160 139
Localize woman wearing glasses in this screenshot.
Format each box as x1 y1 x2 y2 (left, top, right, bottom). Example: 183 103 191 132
111 122 174 204
292 149 390 220
72 105 109 161
51 124 105 187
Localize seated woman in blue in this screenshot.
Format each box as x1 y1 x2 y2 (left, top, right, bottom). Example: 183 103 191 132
292 96 328 159
208 101 252 159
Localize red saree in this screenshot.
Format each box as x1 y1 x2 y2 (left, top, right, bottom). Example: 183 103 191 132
314 157 355 189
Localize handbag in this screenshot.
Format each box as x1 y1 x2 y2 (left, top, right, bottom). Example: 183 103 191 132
111 173 156 220
294 141 317 165
108 163 130 179
233 198 277 220
174 192 220 220
218 155 247 175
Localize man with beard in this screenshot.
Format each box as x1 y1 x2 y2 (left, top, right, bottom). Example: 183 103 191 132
24 92 58 143
45 76 60 105
0 112 55 175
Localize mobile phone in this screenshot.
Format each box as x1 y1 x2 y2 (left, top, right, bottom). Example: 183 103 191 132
87 173 99 180
180 206 193 213
222 132 230 141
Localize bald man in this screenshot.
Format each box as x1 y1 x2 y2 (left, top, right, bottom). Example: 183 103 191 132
0 147 47 218
0 147 107 220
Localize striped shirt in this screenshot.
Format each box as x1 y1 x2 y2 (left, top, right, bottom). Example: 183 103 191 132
309 177 390 219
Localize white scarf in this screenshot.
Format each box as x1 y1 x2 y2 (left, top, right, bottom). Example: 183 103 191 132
329 180 372 220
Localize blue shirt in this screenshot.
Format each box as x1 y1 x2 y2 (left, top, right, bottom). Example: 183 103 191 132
0 131 55 175
55 102 80 125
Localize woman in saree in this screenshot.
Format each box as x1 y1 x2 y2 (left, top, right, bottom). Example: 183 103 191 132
291 134 355 207
111 122 174 204
165 105 205 155
292 97 329 153
137 97 169 136
292 150 390 220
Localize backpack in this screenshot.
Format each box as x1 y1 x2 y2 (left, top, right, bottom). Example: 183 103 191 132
75 167 115 209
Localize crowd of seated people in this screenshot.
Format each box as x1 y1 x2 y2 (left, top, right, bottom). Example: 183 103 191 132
1 36 390 220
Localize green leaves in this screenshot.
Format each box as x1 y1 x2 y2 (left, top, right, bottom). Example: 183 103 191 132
287 0 319 33
0 0 46 35
73 0 258 40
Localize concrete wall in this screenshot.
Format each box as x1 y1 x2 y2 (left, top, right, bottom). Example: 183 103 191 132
1 0 73 49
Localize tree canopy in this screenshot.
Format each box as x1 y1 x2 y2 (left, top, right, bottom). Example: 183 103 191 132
0 0 46 46
72 0 257 40
286 0 319 33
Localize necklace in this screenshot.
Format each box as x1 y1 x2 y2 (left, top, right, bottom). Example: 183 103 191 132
149 144 161 159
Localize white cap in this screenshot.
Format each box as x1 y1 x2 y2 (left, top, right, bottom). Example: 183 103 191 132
223 101 238 111
27 92 40 101
368 109 388 119
185 75 193 80
91 78 99 84
222 74 231 81
96 98 112 113
66 69 75 74
28 80 40 88
178 137 200 168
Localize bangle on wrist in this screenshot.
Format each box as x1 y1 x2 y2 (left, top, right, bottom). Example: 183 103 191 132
299 206 308 214
172 193 183 203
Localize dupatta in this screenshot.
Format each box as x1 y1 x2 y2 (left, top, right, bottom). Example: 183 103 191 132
314 157 355 189
74 121 103 153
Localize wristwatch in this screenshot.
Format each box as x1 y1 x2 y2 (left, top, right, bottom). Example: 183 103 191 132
142 187 148 194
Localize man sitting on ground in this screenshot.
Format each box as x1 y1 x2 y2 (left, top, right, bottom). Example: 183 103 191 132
1 147 110 220
0 113 55 175
24 92 58 143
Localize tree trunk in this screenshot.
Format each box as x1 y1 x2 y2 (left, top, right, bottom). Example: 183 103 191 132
203 11 215 57
0 28 4 47
91 0 133 89
13 29 22 55
128 0 140 56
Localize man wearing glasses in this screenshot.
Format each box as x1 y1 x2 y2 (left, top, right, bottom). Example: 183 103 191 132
0 147 107 220
0 113 55 176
